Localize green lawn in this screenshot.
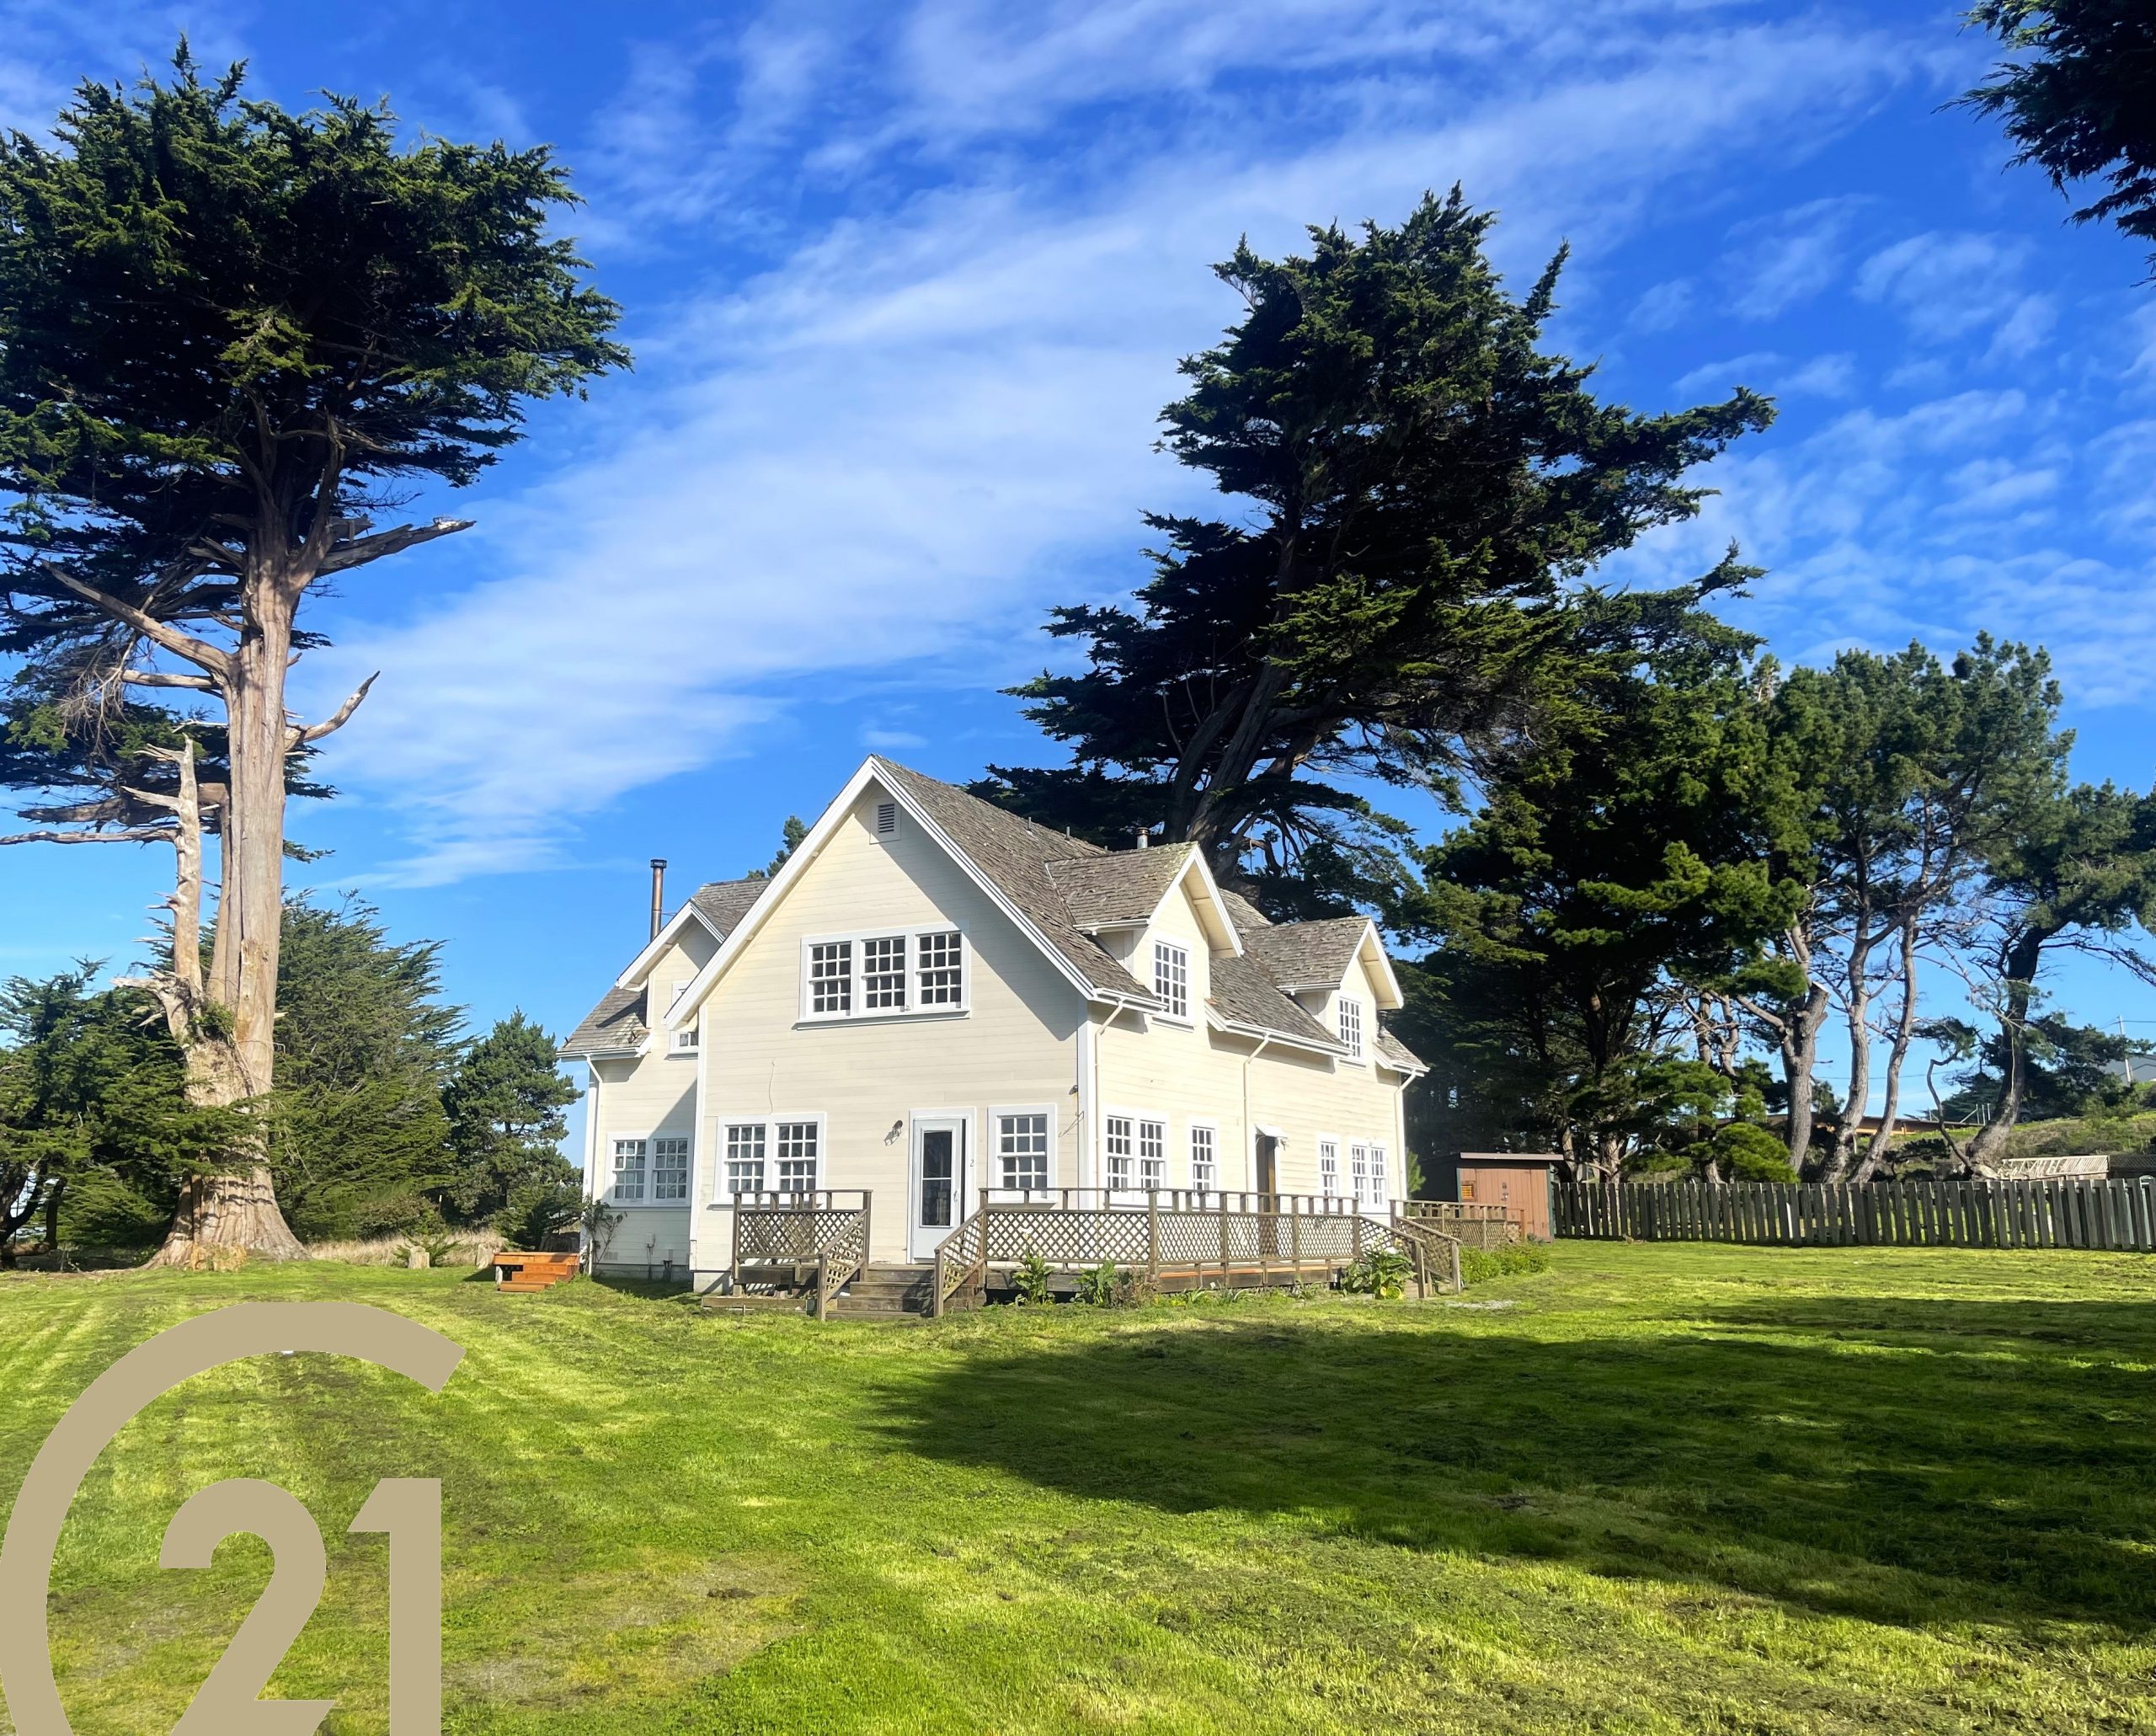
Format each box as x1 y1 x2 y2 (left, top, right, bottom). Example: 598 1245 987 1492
3 1244 2155 1734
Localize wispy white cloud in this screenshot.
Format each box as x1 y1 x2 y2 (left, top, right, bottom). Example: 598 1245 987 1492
1674 350 1857 399
308 1 1920 883
1855 229 2035 345
1726 195 1865 320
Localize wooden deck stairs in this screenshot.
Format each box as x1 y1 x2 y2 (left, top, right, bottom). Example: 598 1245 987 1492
492 1251 579 1294
700 1262 942 1321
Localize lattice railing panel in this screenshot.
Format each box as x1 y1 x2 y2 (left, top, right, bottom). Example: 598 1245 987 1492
738 1207 866 1263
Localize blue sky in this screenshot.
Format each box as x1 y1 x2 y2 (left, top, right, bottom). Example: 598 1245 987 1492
3 0 2153 1129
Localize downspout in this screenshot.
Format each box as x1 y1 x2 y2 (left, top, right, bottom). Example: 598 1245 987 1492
689 1000 712 1285
1075 1018 1098 1191
1241 1034 1272 1189
581 1066 602 1268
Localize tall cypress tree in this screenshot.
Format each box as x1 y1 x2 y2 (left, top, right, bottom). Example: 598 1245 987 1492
0 50 627 1261
979 190 1771 906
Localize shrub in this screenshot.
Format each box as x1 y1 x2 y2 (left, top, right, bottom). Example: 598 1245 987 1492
1338 1247 1413 1300
1013 1247 1054 1306
1460 1242 1554 1285
1074 1262 1121 1306
1710 1121 1799 1183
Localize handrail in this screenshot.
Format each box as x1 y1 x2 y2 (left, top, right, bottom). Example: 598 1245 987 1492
979 1187 1380 1215
1380 1216 1463 1296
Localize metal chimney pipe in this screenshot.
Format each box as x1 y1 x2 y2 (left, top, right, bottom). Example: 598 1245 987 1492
648 858 667 940
1134 829 1149 850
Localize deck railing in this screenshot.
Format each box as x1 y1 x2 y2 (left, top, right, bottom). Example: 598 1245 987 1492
931 1189 1455 1315
1397 1199 1520 1251
730 1192 873 1317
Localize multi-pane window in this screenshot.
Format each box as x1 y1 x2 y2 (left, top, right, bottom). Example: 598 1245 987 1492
1319 1139 1340 1197
862 935 908 1011
809 941 853 1014
1190 1124 1217 1193
670 980 699 1050
1349 1142 1370 1203
776 1120 819 1193
1105 1114 1134 1189
1153 941 1190 1020
805 930 964 1018
999 1113 1049 1190
652 1135 691 1201
725 1123 767 1194
612 1137 648 1202
1339 996 1364 1058
1139 1119 1167 1189
1366 1143 1389 1207
917 931 964 1006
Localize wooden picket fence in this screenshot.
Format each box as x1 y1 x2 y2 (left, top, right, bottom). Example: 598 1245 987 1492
1552 1175 2156 1251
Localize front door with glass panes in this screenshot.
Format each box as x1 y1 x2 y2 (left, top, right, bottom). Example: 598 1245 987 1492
909 1114 967 1261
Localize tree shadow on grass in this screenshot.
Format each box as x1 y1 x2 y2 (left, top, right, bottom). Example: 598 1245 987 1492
871 1295 2156 1636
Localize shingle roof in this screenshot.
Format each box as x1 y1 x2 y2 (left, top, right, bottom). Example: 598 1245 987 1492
562 986 648 1056
873 760 1156 1005
563 878 764 1056
1206 952 1343 1050
1044 843 1194 930
563 758 1427 1071
1241 916 1370 990
1374 1023 1426 1071
690 878 765 932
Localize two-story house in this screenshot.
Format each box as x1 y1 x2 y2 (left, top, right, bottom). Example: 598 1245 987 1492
563 756 1427 1289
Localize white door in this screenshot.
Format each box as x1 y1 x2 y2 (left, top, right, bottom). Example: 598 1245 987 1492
908 1115 967 1261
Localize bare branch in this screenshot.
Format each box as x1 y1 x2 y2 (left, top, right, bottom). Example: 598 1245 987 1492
289 672 379 748
0 826 175 847
44 567 232 677
125 669 220 692
317 517 474 575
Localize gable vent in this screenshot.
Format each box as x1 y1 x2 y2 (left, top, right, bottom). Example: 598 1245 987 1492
875 799 899 838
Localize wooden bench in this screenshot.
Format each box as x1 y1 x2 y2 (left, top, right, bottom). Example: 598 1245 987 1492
492 1250 580 1294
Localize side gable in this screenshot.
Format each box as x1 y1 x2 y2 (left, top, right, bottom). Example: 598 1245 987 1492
613 875 763 991
561 986 648 1058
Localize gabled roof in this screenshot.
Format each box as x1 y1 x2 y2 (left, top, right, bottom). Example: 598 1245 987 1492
1241 916 1369 990
562 986 648 1058
584 755 1425 1076
1045 840 1242 956
868 761 1158 1006
1046 844 1194 930
571 875 763 1057
1206 952 1343 1052
691 879 765 931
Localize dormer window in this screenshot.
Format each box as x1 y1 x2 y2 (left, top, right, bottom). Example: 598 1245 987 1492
1153 941 1190 1021
669 980 698 1050
1338 996 1364 1060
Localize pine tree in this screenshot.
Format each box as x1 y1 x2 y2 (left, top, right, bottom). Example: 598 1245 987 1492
440 1013 579 1236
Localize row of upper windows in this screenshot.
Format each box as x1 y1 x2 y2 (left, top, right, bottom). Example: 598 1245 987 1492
659 918 1366 1055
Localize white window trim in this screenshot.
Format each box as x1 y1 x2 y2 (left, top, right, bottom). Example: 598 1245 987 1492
1188 1118 1219 1196
989 1103 1059 1193
1337 995 1367 1063
798 925 971 1024
666 978 700 1055
1151 939 1193 1025
1367 1141 1390 1208
1317 1133 1342 1199
708 1112 829 1204
1348 1140 1372 1207
1103 1103 1167 1196
607 1130 697 1210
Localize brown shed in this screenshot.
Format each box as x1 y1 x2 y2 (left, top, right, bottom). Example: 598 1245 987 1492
1434 1152 1558 1241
